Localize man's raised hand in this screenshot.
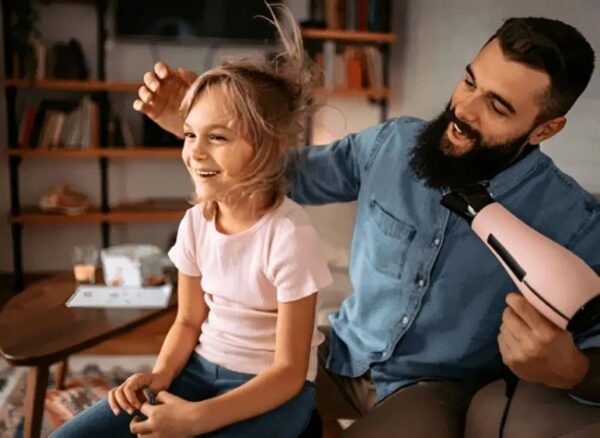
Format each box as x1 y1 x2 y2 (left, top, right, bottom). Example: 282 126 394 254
133 62 198 138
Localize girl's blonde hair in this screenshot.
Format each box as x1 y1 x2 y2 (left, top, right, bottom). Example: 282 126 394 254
180 3 317 219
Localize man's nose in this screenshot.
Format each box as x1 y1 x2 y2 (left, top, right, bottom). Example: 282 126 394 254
454 95 480 125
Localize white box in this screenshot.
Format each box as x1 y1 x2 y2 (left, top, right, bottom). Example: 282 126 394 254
101 244 165 287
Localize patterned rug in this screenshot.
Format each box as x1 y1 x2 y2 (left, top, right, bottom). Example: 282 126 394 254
0 357 154 438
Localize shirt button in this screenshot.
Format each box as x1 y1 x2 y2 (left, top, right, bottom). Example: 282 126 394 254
401 316 409 325
433 238 441 246
418 279 425 287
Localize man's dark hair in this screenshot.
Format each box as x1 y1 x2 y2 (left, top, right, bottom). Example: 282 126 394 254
489 17 595 122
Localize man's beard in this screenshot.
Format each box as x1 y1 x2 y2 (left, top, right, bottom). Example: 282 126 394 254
409 105 534 189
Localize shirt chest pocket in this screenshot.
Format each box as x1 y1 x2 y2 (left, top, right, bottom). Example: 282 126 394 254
364 199 416 279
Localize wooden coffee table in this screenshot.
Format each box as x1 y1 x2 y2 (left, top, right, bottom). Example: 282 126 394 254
0 274 177 438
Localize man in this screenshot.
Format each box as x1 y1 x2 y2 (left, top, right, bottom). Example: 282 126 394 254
134 17 600 437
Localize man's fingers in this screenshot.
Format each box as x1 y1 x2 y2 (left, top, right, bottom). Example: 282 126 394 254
132 99 145 113
506 293 553 331
499 319 521 347
502 307 529 343
178 67 198 85
138 86 154 105
154 62 171 80
498 331 511 361
143 71 160 92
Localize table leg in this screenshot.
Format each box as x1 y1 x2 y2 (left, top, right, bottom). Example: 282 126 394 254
54 359 68 390
23 366 49 438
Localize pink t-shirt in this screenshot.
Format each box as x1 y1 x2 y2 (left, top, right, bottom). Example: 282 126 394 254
168 197 333 380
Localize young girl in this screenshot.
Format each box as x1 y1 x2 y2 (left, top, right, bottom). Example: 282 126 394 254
51 5 332 438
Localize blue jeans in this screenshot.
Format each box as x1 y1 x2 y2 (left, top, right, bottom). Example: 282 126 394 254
50 353 315 437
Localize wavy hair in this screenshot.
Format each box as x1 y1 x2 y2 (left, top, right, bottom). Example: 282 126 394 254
180 3 317 219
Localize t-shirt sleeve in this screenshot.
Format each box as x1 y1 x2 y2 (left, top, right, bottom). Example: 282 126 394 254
267 222 333 302
168 209 201 277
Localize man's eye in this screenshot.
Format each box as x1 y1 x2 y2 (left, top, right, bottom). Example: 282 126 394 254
464 78 475 88
491 102 507 116
184 132 196 139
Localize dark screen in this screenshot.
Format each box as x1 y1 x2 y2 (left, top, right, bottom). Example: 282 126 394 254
115 0 277 42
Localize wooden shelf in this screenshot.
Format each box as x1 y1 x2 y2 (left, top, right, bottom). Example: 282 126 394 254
1 79 140 92
1 79 391 98
6 147 182 159
9 204 187 225
302 28 396 44
314 87 391 98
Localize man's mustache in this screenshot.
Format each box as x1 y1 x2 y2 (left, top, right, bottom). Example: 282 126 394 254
445 108 481 143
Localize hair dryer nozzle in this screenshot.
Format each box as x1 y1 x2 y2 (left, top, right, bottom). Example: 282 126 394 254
440 183 496 224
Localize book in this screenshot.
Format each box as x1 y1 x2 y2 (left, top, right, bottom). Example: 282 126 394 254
323 40 337 88
65 283 172 309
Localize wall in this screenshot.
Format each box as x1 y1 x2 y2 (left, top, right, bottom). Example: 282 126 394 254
1 0 599 274
389 0 600 190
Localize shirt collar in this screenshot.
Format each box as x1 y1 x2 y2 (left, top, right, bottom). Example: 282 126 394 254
487 146 551 199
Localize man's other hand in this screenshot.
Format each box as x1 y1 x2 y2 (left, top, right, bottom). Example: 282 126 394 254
498 292 589 389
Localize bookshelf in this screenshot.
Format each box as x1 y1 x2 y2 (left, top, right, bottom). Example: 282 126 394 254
0 0 175 291
1 78 392 99
6 147 182 159
9 204 186 225
2 0 396 292
0 78 140 92
302 28 396 44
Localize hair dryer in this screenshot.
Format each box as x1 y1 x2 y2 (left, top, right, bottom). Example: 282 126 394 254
441 184 600 335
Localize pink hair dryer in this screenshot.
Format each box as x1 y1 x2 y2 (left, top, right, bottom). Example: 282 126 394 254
441 184 600 334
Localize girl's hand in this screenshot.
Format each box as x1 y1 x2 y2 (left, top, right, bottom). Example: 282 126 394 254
108 372 171 416
130 391 209 438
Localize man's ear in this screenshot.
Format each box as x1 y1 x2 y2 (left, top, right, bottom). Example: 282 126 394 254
528 116 566 145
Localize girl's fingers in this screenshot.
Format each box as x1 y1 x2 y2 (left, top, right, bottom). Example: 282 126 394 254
107 389 120 415
124 385 141 410
113 387 135 414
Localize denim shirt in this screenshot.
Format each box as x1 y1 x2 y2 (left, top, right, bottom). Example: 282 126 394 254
289 117 600 402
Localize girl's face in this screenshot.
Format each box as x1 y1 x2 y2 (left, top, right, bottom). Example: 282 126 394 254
182 86 254 203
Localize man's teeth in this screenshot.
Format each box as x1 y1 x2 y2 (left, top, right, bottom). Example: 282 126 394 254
453 122 463 134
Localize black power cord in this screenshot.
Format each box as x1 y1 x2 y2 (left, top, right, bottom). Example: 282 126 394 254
499 372 519 438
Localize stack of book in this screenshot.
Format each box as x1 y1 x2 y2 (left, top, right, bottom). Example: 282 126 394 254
13 37 88 80
316 45 383 90
314 0 392 32
17 96 99 149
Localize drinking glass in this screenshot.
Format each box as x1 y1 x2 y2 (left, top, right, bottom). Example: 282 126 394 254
71 245 99 284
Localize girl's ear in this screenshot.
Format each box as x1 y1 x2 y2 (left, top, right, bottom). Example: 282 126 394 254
528 116 566 145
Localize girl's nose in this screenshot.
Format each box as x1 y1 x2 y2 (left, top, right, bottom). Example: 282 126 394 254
192 152 208 161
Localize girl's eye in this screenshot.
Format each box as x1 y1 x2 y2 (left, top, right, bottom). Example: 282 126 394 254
210 134 227 142
184 132 196 139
